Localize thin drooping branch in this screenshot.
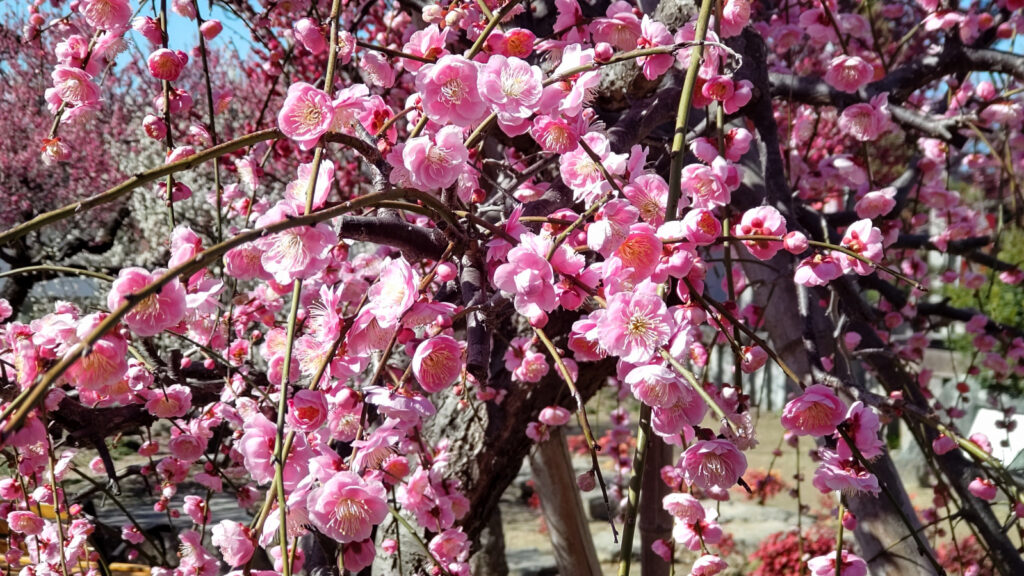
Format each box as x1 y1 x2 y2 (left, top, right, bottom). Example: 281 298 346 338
0 129 381 248
0 188 454 438
832 279 1024 576
737 28 941 575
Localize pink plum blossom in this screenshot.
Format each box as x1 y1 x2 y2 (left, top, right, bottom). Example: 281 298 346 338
838 219 884 275
342 540 376 572
493 233 558 319
238 413 311 489
720 0 751 37
403 125 469 191
626 364 686 408
807 550 868 576
50 66 100 107
6 511 44 535
679 439 748 491
223 244 271 281
430 528 471 576
794 253 843 286
636 16 675 80
169 434 204 462
932 435 957 455
286 389 329 432
663 493 705 522
277 82 335 150
561 131 628 206
591 2 642 50
199 20 222 40
416 55 487 127
623 174 669 225
211 521 254 567
597 288 673 364
539 406 572 426
679 209 721 245
610 223 663 282
781 384 847 436
690 554 729 576
479 55 543 120
293 18 326 55
107 267 187 337
740 345 769 373
283 159 335 211
839 94 891 141
734 206 787 260
403 25 450 72
701 76 753 114
968 477 997 501
307 472 389 543
413 335 463 393
254 206 338 284
545 45 600 117
147 49 187 81
79 0 132 30
361 51 396 89
836 401 884 460
680 159 732 210
812 449 880 494
855 186 897 219
531 114 585 154
825 55 874 93
144 384 192 418
587 199 639 257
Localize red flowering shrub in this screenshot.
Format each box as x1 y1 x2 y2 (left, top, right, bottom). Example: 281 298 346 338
748 528 837 576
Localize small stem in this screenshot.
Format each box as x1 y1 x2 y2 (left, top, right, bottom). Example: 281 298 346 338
534 326 619 542
0 265 114 282
666 0 716 221
659 349 738 434
388 506 455 576
617 403 652 576
818 0 849 54
193 0 224 243
355 40 435 63
835 499 845 576
465 0 522 59
46 438 71 576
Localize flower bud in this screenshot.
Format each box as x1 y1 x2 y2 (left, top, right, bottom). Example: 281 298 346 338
435 261 457 283
147 48 187 81
539 406 572 427
200 20 222 41
783 231 809 254
40 137 70 166
577 471 596 492
143 114 167 140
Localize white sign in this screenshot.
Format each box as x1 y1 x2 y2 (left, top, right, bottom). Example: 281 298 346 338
967 408 1024 468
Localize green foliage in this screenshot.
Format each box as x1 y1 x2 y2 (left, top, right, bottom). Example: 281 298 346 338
941 227 1024 396
944 227 1024 330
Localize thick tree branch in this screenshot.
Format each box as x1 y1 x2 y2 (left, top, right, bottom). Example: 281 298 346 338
892 234 1019 272
336 214 448 260
768 72 967 145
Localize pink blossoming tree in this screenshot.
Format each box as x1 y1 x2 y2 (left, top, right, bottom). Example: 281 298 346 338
1 0 1024 574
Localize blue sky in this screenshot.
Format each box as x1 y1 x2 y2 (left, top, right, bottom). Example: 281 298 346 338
163 3 255 53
